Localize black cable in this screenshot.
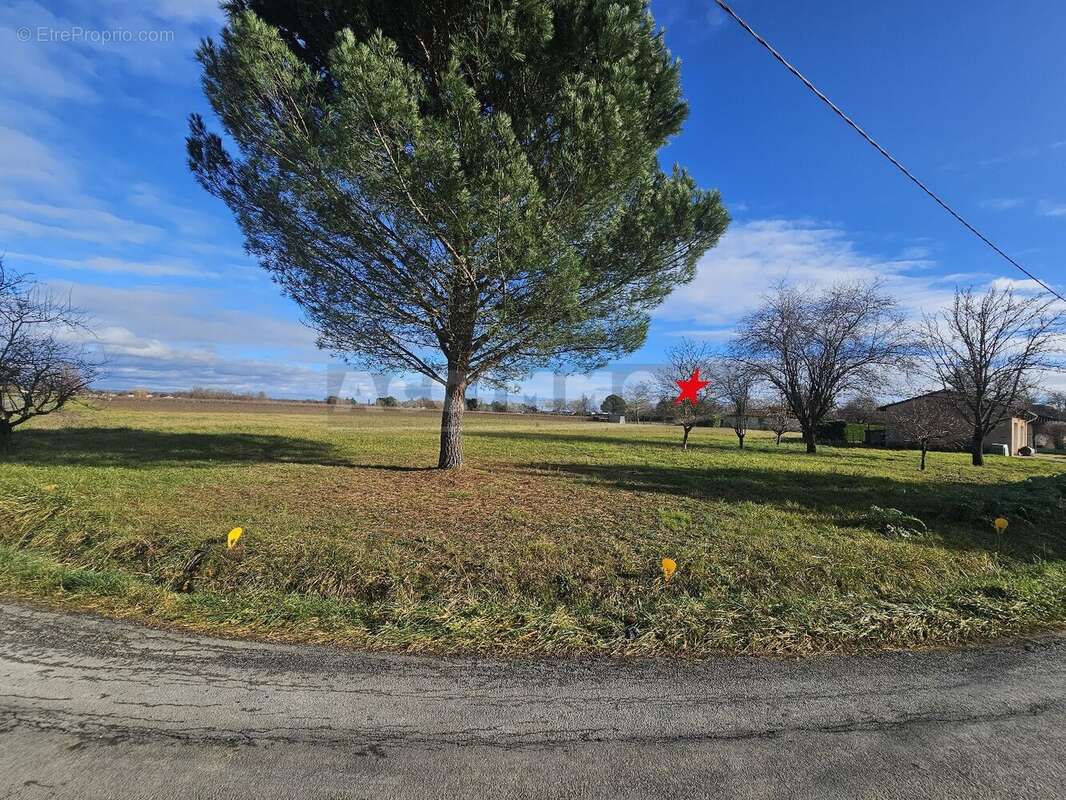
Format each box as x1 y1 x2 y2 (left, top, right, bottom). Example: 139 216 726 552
712 0 1066 304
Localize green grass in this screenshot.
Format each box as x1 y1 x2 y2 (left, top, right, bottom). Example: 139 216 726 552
1 401 1064 657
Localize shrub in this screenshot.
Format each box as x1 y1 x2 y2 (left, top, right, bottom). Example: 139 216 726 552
942 475 1066 527
864 506 928 539
817 420 868 444
1043 422 1066 449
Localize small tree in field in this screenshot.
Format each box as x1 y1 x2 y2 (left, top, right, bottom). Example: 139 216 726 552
600 394 627 416
716 360 756 449
884 392 967 471
922 286 1063 466
733 281 911 454
624 380 654 423
0 260 97 449
657 338 716 449
764 396 797 446
188 2 729 468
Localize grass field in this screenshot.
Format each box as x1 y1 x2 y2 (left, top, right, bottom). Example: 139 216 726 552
2 399 1064 657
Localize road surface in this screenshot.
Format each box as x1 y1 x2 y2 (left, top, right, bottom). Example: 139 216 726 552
1 601 1064 799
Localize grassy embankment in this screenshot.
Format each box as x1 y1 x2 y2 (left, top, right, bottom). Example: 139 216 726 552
1 400 1064 657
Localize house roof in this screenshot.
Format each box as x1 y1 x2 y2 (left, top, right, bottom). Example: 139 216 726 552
1029 403 1066 422
880 389 1040 421
877 389 953 411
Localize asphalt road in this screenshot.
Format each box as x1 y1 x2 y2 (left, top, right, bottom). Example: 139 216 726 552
1 602 1064 799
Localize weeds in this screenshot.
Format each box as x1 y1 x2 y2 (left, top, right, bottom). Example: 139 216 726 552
1 404 1064 656
865 506 928 539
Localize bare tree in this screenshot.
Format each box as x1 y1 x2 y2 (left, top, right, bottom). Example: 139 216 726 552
567 394 595 417
716 360 757 449
733 281 912 454
922 286 1063 466
656 338 718 449
837 394 881 426
764 395 797 446
1041 390 1066 415
883 392 968 471
624 380 655 423
0 260 98 449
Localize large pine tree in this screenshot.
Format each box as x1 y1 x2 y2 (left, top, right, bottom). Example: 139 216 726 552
188 0 728 467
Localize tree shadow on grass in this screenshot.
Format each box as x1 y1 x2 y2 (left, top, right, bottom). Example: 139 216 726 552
468 428 750 452
1 427 355 468
513 460 1066 558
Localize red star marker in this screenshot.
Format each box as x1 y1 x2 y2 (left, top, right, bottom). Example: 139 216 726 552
674 368 710 405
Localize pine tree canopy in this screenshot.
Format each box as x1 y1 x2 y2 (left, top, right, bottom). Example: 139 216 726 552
188 0 729 465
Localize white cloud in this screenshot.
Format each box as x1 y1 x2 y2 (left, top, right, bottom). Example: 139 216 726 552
1 0 222 89
8 251 217 278
0 125 76 189
0 3 99 101
988 277 1047 294
43 282 328 398
148 0 225 24
942 140 1066 172
657 218 947 326
90 325 206 360
97 347 329 398
978 145 1042 167
48 282 318 355
0 199 164 244
127 182 221 238
665 328 736 343
980 197 1024 211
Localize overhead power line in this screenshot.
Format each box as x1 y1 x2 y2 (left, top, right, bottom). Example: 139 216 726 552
712 0 1066 304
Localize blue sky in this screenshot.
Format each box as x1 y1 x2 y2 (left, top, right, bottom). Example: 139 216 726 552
2 0 1065 402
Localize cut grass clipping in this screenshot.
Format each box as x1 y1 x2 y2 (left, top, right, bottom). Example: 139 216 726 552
1 401 1064 657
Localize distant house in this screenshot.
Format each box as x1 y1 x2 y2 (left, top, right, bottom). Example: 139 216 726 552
719 408 780 431
1028 404 1066 447
880 390 1037 456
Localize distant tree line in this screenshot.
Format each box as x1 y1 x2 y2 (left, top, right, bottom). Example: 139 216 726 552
653 279 1063 467
177 387 269 401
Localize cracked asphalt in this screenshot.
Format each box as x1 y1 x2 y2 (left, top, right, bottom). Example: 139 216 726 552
1 602 1064 799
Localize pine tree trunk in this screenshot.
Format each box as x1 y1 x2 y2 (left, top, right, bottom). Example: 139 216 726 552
971 430 984 467
437 368 467 469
